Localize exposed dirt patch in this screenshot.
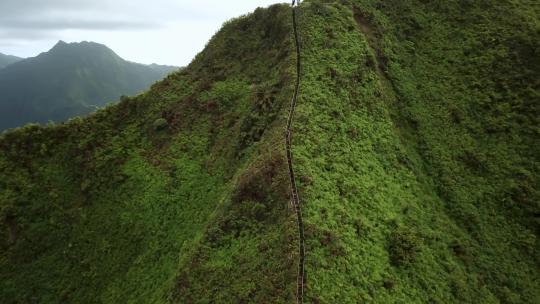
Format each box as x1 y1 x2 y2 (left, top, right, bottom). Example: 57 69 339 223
353 7 388 72
233 150 287 204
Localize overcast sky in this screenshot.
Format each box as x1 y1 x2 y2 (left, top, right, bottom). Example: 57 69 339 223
0 0 284 66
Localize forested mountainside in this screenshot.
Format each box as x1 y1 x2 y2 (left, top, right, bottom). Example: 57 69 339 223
295 0 539 302
0 41 177 131
0 5 296 303
0 53 22 69
1 1 539 303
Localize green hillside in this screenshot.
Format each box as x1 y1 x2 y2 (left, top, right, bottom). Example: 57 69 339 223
0 41 178 131
295 0 539 302
0 5 296 303
1 1 539 303
0 53 23 69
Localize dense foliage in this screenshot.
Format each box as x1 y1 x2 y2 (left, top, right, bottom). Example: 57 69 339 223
1 0 538 303
0 4 297 303
294 0 539 302
0 41 177 131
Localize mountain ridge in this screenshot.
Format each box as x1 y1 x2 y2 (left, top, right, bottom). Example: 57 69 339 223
0 52 23 69
0 1 539 303
0 40 178 131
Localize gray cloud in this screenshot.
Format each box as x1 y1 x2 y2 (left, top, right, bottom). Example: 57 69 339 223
0 0 281 41
0 0 283 65
0 18 158 31
0 0 108 15
0 29 49 40
0 0 174 41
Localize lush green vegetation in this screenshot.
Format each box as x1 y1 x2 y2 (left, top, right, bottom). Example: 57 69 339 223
0 41 177 131
294 0 539 302
0 4 297 303
1 0 538 303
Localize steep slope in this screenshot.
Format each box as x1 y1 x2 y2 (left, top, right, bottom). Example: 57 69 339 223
294 0 539 303
0 41 178 131
1 0 539 303
0 53 22 69
0 4 297 303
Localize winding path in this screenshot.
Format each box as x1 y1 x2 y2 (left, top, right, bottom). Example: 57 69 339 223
286 2 305 303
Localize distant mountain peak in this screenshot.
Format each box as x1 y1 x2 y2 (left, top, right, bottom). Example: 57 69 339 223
45 40 119 63
0 40 178 130
50 40 110 51
0 52 23 69
50 40 68 50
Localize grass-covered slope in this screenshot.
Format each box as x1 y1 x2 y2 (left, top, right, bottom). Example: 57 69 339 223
294 0 539 303
0 4 297 303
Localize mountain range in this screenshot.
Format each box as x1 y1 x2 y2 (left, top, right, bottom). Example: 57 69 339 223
0 53 23 69
0 1 539 303
0 41 178 131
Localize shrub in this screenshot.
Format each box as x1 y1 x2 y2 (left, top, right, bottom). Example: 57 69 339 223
152 118 168 131
388 227 421 266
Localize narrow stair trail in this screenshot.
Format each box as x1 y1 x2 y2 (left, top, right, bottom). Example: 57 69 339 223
286 1 305 303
